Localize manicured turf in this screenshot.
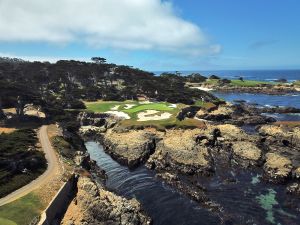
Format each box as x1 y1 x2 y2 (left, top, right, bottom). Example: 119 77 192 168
204 79 276 87
85 101 177 118
0 193 45 225
84 100 136 112
230 79 275 87
85 100 207 130
293 80 300 86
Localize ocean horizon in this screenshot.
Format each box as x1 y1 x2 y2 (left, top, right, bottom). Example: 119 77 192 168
154 69 300 82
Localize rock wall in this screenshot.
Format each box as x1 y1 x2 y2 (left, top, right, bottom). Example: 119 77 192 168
38 175 78 225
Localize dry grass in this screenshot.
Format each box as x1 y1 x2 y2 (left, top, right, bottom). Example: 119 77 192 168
273 121 300 128
0 127 16 134
3 108 16 114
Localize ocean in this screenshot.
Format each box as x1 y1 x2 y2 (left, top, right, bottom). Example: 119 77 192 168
155 69 300 82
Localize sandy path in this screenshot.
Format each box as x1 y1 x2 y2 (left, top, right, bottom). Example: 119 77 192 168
0 125 60 206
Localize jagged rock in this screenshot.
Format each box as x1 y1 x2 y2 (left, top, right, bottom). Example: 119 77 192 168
212 124 252 141
79 125 107 137
294 167 300 179
61 176 151 225
77 111 120 129
74 151 91 169
259 124 300 146
147 129 213 175
232 141 262 167
196 105 233 121
263 153 292 183
286 183 300 196
177 106 201 121
102 129 157 168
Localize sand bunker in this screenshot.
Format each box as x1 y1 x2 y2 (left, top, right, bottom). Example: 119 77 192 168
137 110 172 121
169 104 177 108
139 101 152 104
190 87 214 91
111 105 120 110
124 104 136 109
105 111 130 119
24 110 46 118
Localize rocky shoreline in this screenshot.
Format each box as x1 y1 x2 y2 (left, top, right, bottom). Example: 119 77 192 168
192 83 300 95
65 102 300 224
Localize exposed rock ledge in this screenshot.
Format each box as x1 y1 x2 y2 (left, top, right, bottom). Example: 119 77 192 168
102 129 158 168
61 176 151 225
263 153 292 183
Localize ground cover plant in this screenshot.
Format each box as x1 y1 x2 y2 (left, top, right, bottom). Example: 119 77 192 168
0 129 47 197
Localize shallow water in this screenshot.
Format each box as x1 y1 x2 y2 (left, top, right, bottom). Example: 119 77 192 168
86 141 220 225
214 92 300 109
86 141 300 225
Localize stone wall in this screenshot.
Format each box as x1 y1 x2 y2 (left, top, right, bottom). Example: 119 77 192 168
38 174 78 225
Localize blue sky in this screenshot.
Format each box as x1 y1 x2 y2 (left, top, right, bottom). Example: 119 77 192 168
0 0 299 71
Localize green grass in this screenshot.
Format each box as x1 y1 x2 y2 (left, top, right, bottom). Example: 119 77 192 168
123 103 173 114
293 80 300 86
203 78 277 87
230 79 275 87
204 79 219 85
84 100 137 113
85 100 178 119
85 100 208 130
0 193 45 225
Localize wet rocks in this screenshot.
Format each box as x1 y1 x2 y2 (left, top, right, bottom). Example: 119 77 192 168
79 125 106 137
147 129 213 175
77 111 120 129
177 106 201 121
61 176 151 225
102 130 157 168
196 105 233 121
263 153 292 183
286 183 300 196
232 141 262 167
259 124 300 146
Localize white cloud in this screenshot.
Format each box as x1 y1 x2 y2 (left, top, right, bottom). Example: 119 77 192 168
0 0 220 55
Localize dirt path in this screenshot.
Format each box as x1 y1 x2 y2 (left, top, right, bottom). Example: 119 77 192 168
0 125 60 206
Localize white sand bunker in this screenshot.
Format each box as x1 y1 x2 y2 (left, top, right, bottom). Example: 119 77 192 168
139 101 152 104
105 111 130 119
169 104 177 108
137 110 172 121
124 104 136 109
190 87 214 91
111 105 120 110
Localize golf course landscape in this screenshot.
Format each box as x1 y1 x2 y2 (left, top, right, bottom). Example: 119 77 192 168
84 100 208 130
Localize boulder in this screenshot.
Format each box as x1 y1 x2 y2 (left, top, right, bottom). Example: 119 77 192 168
196 105 233 121
259 124 300 146
286 183 300 196
147 129 213 175
232 141 261 166
263 153 292 183
61 176 151 225
102 130 157 168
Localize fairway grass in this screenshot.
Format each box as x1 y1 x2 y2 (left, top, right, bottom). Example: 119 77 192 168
84 100 207 130
0 193 45 225
204 79 277 87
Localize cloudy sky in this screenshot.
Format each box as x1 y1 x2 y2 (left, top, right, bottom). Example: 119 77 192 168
0 0 299 70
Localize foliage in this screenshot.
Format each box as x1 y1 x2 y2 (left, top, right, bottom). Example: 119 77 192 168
0 57 218 120
0 129 47 197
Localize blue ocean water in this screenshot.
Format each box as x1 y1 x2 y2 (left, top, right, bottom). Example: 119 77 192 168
155 70 300 82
